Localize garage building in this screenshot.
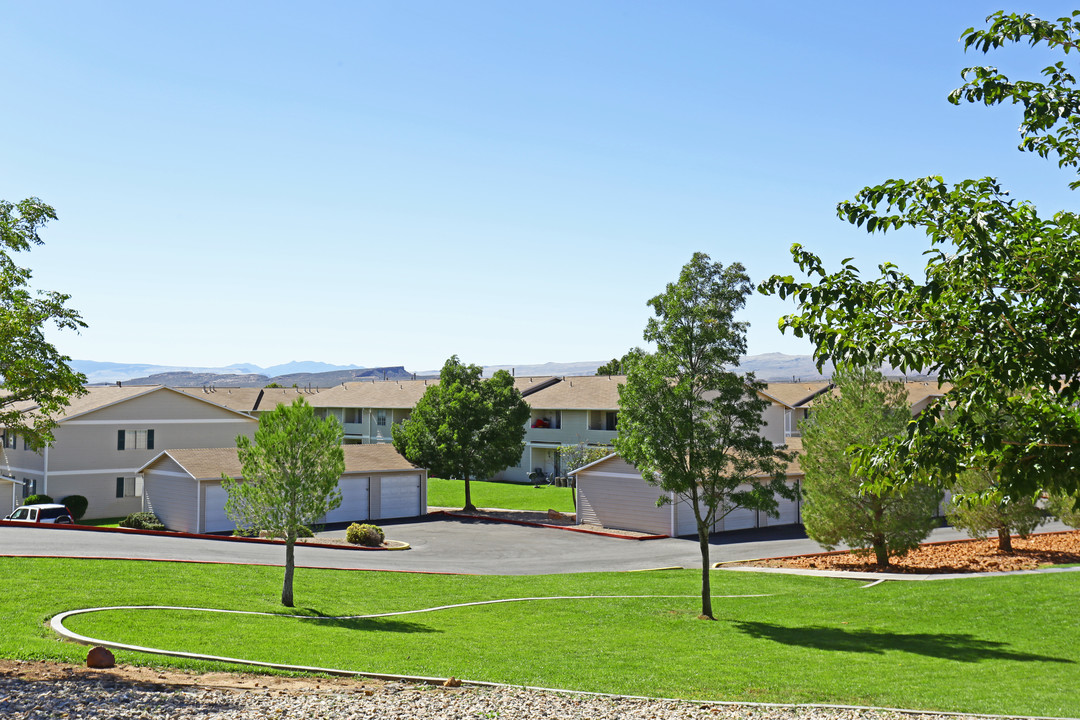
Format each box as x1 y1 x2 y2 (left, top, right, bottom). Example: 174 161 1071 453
140 444 427 534
570 439 802 537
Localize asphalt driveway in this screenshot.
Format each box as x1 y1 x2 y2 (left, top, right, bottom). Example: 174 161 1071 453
6 514 1066 575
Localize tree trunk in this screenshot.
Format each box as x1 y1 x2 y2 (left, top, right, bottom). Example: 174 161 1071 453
871 501 889 569
997 525 1014 553
282 536 295 607
698 521 714 620
463 474 476 511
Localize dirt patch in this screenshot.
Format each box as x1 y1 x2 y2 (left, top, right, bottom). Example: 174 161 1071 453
747 530 1080 573
0 658 387 694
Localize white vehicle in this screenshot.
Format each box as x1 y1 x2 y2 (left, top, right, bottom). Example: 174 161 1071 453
4 504 74 524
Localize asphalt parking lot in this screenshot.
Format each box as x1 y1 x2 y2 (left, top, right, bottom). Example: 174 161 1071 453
6 514 1060 575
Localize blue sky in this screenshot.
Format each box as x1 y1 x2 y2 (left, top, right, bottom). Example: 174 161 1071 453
2 2 1077 373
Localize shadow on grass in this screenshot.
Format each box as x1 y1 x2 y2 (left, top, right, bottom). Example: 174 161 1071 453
294 610 439 634
731 621 1074 664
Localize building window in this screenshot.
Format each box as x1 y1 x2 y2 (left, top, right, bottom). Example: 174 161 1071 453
2 432 16 449
22 477 35 498
605 411 618 431
117 429 155 451
376 410 387 426
345 408 363 424
116 476 142 498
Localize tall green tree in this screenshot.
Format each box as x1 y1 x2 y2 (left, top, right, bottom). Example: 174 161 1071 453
0 197 86 450
614 253 793 619
392 356 529 511
800 367 941 568
761 11 1080 500
222 398 344 607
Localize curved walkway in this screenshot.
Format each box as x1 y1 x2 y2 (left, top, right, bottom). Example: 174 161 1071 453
50 594 763 680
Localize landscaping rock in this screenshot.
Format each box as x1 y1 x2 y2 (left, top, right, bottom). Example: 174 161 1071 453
86 647 115 669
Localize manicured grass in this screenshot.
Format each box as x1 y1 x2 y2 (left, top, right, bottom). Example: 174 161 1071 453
427 477 575 512
76 517 126 528
6 557 1080 716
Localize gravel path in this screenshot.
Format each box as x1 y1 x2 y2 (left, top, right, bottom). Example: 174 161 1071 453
0 672 1035 720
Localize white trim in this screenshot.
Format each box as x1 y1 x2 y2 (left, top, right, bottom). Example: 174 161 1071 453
42 446 49 496
143 469 194 479
0 465 45 476
575 470 640 479
62 418 255 426
195 476 202 534
0 475 20 484
45 467 145 477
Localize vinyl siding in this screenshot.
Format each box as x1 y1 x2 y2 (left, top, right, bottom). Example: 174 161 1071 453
143 458 199 534
575 457 671 536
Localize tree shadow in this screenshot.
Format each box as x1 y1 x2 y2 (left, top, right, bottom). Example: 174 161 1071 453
730 621 1073 664
295 610 439 634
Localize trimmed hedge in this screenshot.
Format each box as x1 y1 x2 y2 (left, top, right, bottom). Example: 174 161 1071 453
119 512 166 531
345 522 385 547
60 495 88 521
23 494 54 506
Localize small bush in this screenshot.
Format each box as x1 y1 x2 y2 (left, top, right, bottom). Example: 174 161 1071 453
119 512 165 531
60 495 89 521
296 524 314 538
23 494 54 506
346 522 385 547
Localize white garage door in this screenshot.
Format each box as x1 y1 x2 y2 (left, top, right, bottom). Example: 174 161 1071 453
720 506 758 532
203 484 233 533
323 476 369 524
762 482 801 527
379 474 421 519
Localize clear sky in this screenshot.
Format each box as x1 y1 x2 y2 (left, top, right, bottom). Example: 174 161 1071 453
2 2 1077 373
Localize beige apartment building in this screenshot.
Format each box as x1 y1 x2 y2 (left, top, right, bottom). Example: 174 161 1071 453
0 386 257 518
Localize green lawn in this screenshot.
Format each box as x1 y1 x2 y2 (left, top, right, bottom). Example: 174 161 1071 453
76 516 126 528
427 477 575 513
6 556 1080 717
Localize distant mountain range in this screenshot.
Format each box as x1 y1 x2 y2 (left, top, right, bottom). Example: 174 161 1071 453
74 354 931 388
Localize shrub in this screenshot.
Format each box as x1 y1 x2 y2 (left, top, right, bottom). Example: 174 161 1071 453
119 512 165 531
60 495 88 521
23 494 53 506
346 522 385 546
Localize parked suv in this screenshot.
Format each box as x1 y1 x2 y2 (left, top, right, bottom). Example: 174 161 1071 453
4 504 74 524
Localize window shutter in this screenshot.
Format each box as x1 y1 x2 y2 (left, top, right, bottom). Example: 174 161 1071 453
117 430 125 451
116 477 125 498
147 429 155 450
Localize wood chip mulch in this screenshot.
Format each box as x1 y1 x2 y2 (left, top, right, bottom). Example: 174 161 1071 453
751 529 1080 573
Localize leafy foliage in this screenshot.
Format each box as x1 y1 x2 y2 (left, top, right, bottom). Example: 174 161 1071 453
60 495 88 521
0 198 87 450
346 522 385 546
761 11 1080 500
22 494 53 506
615 253 793 618
392 356 529 511
118 512 165 531
595 355 628 376
800 367 941 568
1046 493 1080 529
223 397 344 606
558 442 614 474
947 465 1044 553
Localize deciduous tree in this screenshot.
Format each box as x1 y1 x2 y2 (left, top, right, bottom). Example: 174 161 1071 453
223 398 344 607
0 197 86 450
614 253 793 619
761 11 1080 500
392 356 529 511
800 367 941 568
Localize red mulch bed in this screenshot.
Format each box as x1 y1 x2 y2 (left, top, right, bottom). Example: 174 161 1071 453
752 530 1080 573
